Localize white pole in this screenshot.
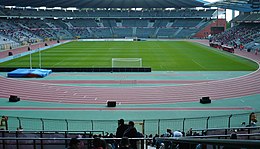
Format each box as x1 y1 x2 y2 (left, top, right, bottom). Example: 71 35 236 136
38 44 41 69
39 49 41 69
29 50 32 69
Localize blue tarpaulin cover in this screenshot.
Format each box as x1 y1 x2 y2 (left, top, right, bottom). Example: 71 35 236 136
7 69 52 78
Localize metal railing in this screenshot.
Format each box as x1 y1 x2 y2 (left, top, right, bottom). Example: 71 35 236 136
0 133 260 149
4 111 259 135
0 130 104 149
0 42 20 50
193 126 260 137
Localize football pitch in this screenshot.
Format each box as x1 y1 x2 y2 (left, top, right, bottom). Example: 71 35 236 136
0 41 258 71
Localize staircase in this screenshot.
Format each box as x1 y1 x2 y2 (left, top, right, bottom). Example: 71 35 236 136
87 27 93 37
133 27 137 36
166 22 173 28
65 22 74 29
173 27 183 37
154 28 160 37
148 22 154 27
46 23 57 29
116 22 122 27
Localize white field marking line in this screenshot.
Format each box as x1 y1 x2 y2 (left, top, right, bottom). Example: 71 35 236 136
51 58 67 67
134 40 259 88
160 65 163 69
182 41 260 85
190 59 206 69
11 40 259 88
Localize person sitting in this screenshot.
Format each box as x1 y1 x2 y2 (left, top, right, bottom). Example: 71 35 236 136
222 133 240 149
162 129 173 149
186 128 193 136
249 112 257 126
0 116 7 130
93 137 107 149
119 137 130 149
230 133 237 139
152 134 159 147
163 128 173 137
76 134 85 149
67 138 80 149
173 130 183 137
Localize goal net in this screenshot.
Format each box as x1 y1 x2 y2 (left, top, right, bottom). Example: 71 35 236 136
112 58 142 68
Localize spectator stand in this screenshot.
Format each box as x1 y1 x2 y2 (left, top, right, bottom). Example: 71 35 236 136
1 131 260 149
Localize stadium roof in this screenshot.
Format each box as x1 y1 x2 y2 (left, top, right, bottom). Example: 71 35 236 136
207 0 260 12
0 0 208 8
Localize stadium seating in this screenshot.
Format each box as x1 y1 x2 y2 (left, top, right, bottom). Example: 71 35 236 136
1 9 257 47
0 35 19 50
1 1 260 149
0 7 216 41
232 13 260 23
211 22 260 52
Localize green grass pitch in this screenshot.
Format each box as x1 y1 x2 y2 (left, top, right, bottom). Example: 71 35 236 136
0 41 258 71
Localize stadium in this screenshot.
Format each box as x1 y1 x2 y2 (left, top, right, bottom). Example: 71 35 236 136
0 0 260 148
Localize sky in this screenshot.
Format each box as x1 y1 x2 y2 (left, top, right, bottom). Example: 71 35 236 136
205 0 239 21
205 0 220 2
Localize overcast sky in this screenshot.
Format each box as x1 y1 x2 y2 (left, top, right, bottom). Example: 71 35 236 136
205 0 239 21
205 0 220 2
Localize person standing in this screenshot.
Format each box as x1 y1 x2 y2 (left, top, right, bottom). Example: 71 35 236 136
116 119 129 148
116 119 128 138
123 121 137 149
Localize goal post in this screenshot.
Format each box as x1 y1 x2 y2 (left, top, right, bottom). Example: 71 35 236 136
112 58 142 68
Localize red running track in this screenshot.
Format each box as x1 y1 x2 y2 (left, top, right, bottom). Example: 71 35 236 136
0 40 260 104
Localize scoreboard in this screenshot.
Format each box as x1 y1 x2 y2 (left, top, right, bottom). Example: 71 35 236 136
210 27 225 35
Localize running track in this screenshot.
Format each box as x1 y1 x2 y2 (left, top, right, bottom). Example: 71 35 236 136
0 40 260 104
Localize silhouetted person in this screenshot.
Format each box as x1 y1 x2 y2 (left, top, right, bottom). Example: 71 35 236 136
186 128 193 136
116 119 128 147
223 133 240 149
230 133 237 139
68 138 80 149
119 137 130 149
249 112 257 126
93 137 107 149
0 116 7 130
123 121 137 149
116 119 128 138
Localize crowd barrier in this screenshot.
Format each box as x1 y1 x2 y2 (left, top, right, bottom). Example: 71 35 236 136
0 41 70 63
209 42 234 53
0 132 260 149
4 112 259 135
